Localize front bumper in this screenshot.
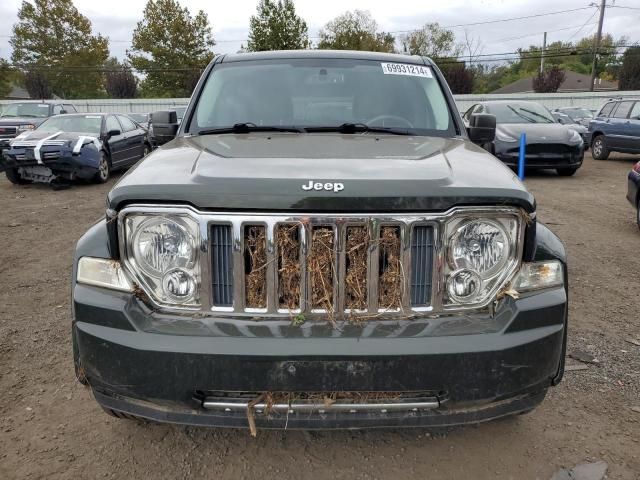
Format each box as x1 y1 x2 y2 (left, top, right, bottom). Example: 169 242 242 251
73 282 567 429
1 145 100 181
494 141 584 169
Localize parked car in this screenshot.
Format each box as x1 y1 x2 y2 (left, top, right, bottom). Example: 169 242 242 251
551 111 589 148
552 107 594 127
627 161 640 229
72 51 568 432
149 107 187 146
0 101 77 151
588 99 640 160
1 113 150 187
463 100 584 176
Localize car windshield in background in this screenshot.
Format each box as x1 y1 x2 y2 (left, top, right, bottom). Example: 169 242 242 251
489 103 555 124
38 115 102 134
192 59 454 136
1 103 50 118
562 108 593 120
128 113 148 123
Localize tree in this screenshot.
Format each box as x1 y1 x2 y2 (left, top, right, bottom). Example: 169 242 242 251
10 0 109 98
0 59 14 98
401 23 461 59
318 10 395 53
247 0 309 51
532 66 566 93
618 46 640 91
24 68 53 99
439 62 474 94
104 58 138 98
128 0 215 98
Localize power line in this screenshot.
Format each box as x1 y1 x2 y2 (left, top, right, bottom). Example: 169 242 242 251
496 22 599 43
568 8 600 41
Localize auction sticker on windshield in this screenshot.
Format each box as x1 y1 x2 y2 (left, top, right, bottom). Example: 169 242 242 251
381 63 432 78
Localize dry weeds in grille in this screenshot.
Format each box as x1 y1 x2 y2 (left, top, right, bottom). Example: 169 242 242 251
308 227 335 314
244 226 267 308
276 224 301 310
378 226 403 310
345 226 369 310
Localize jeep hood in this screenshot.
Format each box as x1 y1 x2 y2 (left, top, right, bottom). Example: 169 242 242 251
108 133 535 212
0 117 47 126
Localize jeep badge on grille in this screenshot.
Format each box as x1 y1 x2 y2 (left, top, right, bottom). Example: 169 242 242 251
302 180 344 193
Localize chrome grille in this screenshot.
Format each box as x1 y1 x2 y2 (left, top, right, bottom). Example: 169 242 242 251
208 215 436 317
0 126 17 137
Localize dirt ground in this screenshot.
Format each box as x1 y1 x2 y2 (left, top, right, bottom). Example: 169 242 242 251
0 152 639 480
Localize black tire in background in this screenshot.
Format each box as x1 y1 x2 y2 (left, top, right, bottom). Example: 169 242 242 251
5 167 30 184
94 152 111 184
591 135 609 160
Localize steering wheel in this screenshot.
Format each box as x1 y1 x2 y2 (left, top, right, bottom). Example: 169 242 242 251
365 115 414 129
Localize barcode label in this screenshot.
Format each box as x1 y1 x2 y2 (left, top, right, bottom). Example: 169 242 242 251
381 63 433 78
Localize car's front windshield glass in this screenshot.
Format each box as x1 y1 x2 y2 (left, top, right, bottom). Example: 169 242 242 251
38 115 102 134
1 103 50 118
489 103 555 124
191 58 455 136
128 113 148 123
564 108 593 119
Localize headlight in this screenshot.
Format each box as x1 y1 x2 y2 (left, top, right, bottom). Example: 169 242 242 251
568 129 582 143
449 220 509 276
444 213 522 307
18 124 35 131
123 213 201 307
495 130 518 142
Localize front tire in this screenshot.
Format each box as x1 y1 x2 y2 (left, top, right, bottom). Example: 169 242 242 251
94 152 111 184
142 143 151 157
5 167 30 184
556 167 579 176
591 135 609 160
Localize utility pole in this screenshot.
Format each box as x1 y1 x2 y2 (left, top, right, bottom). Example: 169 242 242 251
590 0 607 92
540 32 547 74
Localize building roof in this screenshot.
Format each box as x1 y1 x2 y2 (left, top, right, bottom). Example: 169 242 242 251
491 70 618 94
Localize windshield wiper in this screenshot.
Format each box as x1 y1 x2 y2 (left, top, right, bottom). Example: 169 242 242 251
306 123 412 135
196 123 306 135
518 107 553 124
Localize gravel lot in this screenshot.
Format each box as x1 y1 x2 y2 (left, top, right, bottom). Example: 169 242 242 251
0 152 639 479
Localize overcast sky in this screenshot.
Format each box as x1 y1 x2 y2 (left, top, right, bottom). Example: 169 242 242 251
0 0 637 62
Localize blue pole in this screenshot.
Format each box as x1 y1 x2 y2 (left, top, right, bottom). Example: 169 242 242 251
518 132 526 180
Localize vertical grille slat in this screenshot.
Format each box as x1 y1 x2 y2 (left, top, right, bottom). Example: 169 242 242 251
211 224 234 306
410 225 434 307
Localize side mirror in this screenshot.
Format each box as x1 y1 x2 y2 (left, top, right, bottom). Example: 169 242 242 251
60 109 67 114
150 110 179 145
107 129 121 137
467 113 496 144
557 118 565 124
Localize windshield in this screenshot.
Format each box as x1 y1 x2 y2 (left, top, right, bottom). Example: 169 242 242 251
487 102 555 124
128 113 148 123
562 108 593 120
38 115 102 134
1 103 50 118
191 59 454 136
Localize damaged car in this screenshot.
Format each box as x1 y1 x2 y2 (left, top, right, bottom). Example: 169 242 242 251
1 113 150 187
72 50 568 433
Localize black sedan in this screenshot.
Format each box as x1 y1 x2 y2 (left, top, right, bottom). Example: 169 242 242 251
1 113 150 187
464 101 585 176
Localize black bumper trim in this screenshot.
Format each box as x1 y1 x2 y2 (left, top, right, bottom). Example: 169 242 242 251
93 388 547 430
